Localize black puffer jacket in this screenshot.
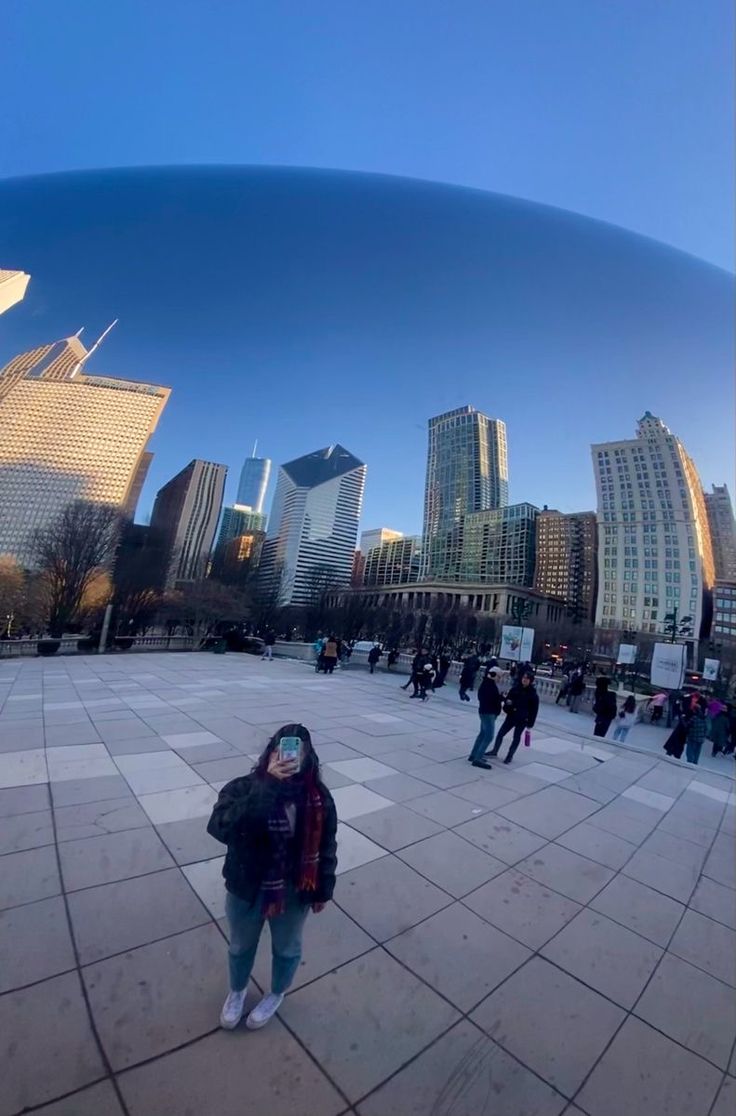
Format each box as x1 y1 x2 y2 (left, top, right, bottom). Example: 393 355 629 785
502 682 539 727
207 774 338 905
477 676 503 715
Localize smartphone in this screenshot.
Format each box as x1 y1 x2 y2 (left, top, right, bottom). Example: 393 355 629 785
278 736 302 767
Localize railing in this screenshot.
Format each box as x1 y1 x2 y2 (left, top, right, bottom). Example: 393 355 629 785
0 634 197 658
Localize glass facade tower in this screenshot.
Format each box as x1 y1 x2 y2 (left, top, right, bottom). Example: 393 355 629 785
422 406 508 579
236 456 271 514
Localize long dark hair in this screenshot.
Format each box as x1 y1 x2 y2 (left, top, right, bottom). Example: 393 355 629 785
253 722 322 782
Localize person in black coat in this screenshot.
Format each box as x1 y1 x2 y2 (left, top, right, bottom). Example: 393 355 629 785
568 669 585 713
592 676 617 737
490 670 539 763
468 666 503 768
402 648 428 696
367 644 381 674
207 723 337 1032
459 651 481 702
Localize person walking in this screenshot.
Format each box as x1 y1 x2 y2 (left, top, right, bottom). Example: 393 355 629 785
368 644 381 674
648 692 667 724
419 659 436 700
568 669 585 713
312 635 325 672
708 704 729 756
433 650 452 689
468 666 503 769
403 648 427 696
322 637 338 674
261 628 276 661
489 669 539 764
556 670 570 705
387 648 399 671
685 699 707 765
207 723 337 1031
459 650 480 702
611 694 637 742
593 677 617 737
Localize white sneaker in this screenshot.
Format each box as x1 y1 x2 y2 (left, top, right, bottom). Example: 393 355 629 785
245 991 284 1029
220 989 247 1030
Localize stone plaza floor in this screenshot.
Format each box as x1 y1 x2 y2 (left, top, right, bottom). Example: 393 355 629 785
0 652 734 1116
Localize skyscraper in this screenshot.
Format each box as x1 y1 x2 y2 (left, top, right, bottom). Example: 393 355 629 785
591 413 714 646
211 503 267 576
422 406 508 579
705 485 736 580
359 527 404 555
0 269 30 315
259 444 366 605
459 504 538 585
236 452 271 514
150 459 227 585
363 535 422 587
534 509 598 622
0 334 169 565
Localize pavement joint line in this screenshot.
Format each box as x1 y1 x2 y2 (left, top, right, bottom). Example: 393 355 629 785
42 726 133 1116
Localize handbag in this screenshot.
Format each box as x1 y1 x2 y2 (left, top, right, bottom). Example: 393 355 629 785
524 729 531 747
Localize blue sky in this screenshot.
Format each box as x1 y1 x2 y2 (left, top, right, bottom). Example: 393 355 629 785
1 2 733 532
3 0 733 269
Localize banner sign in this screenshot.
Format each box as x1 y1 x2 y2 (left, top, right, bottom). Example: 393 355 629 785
650 643 686 690
703 658 720 681
500 625 535 663
616 644 637 665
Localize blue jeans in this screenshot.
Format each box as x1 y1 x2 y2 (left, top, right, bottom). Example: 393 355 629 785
685 738 702 765
612 724 630 742
469 714 497 762
226 889 309 994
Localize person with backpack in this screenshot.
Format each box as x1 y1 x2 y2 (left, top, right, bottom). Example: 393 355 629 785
612 693 637 742
322 636 338 674
207 723 337 1031
489 669 539 763
468 666 503 769
593 676 617 737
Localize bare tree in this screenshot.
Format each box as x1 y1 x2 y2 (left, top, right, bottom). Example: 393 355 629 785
159 579 250 642
32 502 120 637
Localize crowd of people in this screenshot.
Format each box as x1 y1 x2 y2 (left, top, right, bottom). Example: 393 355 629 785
305 634 735 767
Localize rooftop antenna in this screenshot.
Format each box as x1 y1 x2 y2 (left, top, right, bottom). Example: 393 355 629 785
70 319 118 378
252 439 258 457
73 327 84 338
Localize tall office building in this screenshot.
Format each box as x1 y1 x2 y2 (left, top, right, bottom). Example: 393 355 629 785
458 504 538 585
534 509 598 622
705 485 736 580
0 335 169 565
0 269 30 315
363 536 422 587
359 528 404 556
259 444 366 605
592 412 714 644
422 406 508 578
150 459 227 585
236 453 271 514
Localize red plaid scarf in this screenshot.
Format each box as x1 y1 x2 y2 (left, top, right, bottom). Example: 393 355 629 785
262 771 324 918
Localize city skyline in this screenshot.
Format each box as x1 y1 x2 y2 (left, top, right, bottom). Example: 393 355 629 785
0 166 731 538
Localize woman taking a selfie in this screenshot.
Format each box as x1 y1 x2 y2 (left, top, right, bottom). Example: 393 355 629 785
207 723 338 1031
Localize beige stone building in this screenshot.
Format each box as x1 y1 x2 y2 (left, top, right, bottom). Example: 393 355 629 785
0 269 30 316
0 335 170 566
